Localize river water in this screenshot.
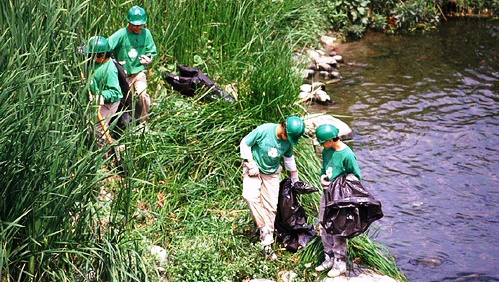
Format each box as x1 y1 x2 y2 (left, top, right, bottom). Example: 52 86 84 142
311 20 499 281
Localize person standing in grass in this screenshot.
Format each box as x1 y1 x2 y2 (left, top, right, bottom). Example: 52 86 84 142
239 116 305 257
108 5 157 126
314 124 362 277
83 36 123 151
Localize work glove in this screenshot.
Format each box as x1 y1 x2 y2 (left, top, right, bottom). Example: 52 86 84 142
290 170 299 184
246 161 260 177
320 174 331 189
139 55 152 66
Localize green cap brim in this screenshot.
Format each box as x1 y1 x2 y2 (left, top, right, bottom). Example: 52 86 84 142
287 133 299 145
129 20 146 25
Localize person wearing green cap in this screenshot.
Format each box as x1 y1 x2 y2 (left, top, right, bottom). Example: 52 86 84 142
239 116 305 257
314 123 362 277
83 36 123 150
108 5 157 125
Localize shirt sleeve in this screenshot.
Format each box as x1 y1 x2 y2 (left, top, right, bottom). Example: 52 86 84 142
145 29 157 59
283 144 293 158
283 155 297 171
240 137 252 159
244 127 260 147
320 149 331 176
344 154 362 181
97 64 122 103
108 29 121 52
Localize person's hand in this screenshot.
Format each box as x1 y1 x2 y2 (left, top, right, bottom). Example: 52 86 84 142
246 161 259 177
290 170 299 184
320 174 331 189
139 55 152 66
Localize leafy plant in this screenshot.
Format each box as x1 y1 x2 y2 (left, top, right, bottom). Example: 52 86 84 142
392 0 440 30
318 0 371 38
370 13 388 31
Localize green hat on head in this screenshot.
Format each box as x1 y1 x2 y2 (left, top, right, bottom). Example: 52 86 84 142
127 6 147 25
285 116 305 146
83 36 109 54
315 124 339 144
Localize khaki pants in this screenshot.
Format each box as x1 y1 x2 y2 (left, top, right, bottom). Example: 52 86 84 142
95 101 120 149
242 163 281 238
127 70 150 123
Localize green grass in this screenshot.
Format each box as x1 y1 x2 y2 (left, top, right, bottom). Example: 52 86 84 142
1 0 406 281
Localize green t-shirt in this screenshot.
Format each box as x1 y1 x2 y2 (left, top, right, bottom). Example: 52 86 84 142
89 60 123 104
321 146 362 181
244 123 293 175
108 27 157 75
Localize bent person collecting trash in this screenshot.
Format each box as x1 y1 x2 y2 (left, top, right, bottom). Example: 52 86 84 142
108 5 157 126
83 36 123 161
240 116 305 259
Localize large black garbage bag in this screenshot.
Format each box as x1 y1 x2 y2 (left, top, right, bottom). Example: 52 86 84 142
320 175 383 238
164 64 234 103
275 178 318 252
110 59 133 132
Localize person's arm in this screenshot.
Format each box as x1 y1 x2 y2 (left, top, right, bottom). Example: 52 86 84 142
240 137 253 161
145 29 157 60
107 29 121 53
283 146 299 183
99 65 122 103
344 154 362 181
240 128 260 176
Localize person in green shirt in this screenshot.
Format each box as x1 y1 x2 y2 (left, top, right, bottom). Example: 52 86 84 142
83 36 123 150
108 5 157 125
314 123 361 277
239 116 305 258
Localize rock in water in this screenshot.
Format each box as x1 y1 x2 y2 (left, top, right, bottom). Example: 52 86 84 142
303 113 354 140
300 84 312 93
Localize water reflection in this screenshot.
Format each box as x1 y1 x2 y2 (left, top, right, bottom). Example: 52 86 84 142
310 20 499 281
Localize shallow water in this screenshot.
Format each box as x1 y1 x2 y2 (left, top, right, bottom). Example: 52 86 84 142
310 20 499 281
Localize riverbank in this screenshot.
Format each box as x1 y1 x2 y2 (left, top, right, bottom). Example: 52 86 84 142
1 0 407 281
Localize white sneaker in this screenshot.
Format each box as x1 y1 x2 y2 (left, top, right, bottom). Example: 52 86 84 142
315 255 334 272
260 232 274 246
327 258 347 277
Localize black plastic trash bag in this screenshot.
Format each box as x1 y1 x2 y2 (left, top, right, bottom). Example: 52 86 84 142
320 175 383 238
110 59 133 132
275 178 319 252
164 64 234 103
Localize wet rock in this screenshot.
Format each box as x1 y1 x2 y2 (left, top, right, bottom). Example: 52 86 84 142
307 50 321 61
316 57 337 66
303 113 354 141
330 71 341 79
319 71 331 79
299 92 311 101
308 63 318 71
311 82 326 91
302 69 315 79
312 89 332 104
300 84 312 93
318 63 334 72
410 257 442 267
333 55 344 63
